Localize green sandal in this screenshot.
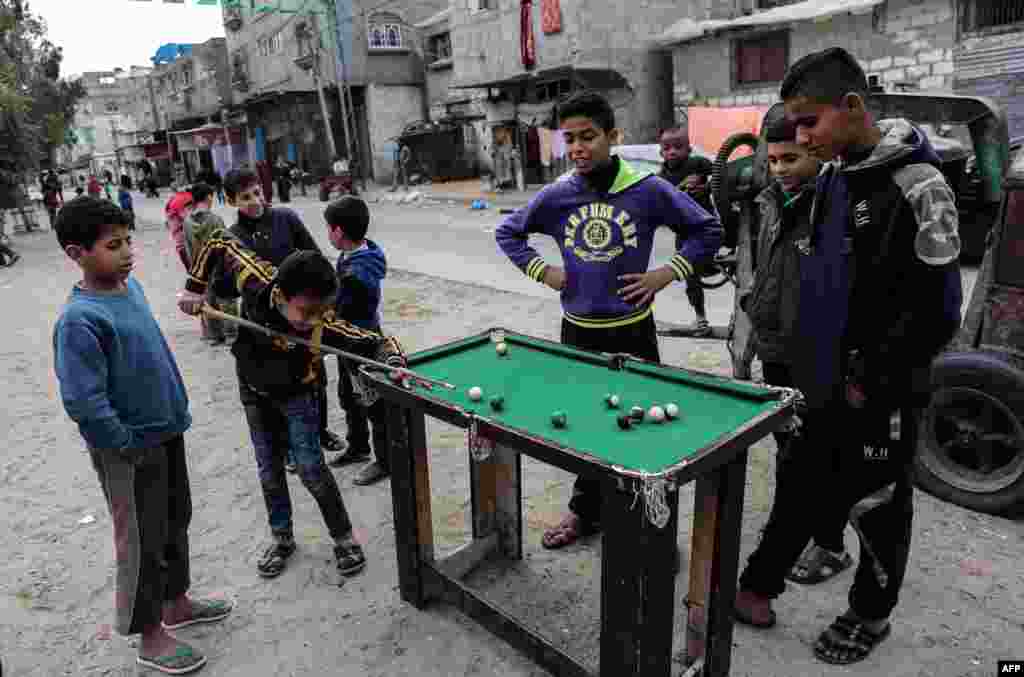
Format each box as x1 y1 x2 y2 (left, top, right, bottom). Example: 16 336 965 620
162 597 234 630
137 643 207 675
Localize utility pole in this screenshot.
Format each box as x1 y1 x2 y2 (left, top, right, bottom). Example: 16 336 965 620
324 0 357 173
310 27 339 159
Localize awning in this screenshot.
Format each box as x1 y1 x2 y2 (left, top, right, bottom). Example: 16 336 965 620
450 66 628 91
658 0 883 46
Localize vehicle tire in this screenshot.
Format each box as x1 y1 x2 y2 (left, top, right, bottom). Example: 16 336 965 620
914 350 1024 515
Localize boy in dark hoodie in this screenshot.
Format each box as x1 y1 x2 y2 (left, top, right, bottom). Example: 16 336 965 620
322 197 391 486
219 169 345 456
734 49 963 665
744 110 854 586
496 91 722 549
178 239 408 580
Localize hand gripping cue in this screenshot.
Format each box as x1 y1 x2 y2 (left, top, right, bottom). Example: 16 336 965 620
200 304 455 391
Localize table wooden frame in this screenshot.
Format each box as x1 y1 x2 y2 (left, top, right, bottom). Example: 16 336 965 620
365 329 796 677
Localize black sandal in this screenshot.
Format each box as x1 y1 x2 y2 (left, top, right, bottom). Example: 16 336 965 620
786 545 853 585
814 615 891 665
334 540 366 576
321 430 345 452
257 541 296 578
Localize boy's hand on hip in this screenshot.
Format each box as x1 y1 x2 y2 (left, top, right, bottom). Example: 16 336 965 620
618 267 676 306
177 290 204 316
542 266 566 292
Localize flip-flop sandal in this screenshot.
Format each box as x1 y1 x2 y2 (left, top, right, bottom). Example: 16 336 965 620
541 515 600 550
162 597 235 630
334 541 367 576
137 643 207 675
257 541 296 579
786 546 854 585
813 615 891 665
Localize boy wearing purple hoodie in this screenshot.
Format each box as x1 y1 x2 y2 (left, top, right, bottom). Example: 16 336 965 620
496 92 722 549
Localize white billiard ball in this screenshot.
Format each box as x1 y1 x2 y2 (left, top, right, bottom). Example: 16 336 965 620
665 403 680 419
496 342 508 356
468 386 483 401
648 405 666 423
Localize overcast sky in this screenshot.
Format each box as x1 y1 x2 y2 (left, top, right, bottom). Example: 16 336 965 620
29 0 226 77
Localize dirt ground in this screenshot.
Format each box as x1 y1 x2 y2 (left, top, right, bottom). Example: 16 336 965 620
1 213 1022 677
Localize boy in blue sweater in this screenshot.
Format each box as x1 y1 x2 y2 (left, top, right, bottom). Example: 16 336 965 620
496 92 722 549
53 197 232 675
322 197 392 485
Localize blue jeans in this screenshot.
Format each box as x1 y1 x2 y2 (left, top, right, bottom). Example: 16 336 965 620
240 385 353 541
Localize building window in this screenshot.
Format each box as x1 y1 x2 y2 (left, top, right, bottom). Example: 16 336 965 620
961 0 1024 33
368 22 403 49
428 32 451 61
182 68 193 87
734 31 788 86
533 78 571 102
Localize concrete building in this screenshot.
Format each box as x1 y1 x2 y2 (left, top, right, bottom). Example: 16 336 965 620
445 0 679 184
146 38 238 183
661 0 1024 137
65 69 144 182
222 0 445 183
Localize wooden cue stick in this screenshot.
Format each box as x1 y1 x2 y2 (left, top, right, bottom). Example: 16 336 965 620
200 304 456 390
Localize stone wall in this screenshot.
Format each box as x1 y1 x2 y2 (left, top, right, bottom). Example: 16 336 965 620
366 84 425 181
672 0 957 112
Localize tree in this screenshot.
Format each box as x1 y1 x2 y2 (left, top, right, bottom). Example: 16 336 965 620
0 0 85 206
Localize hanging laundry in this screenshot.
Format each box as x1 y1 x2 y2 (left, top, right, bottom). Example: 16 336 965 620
521 0 536 69
538 128 553 167
541 0 561 34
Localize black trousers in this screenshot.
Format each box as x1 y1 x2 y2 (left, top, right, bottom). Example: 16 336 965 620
337 358 390 471
89 435 191 635
760 362 846 553
560 313 661 526
740 396 918 621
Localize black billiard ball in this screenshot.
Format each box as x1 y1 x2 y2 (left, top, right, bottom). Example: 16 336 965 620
490 396 505 411
630 406 644 422
551 411 567 428
617 414 632 430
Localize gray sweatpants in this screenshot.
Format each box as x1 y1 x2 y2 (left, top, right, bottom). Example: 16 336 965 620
89 435 192 635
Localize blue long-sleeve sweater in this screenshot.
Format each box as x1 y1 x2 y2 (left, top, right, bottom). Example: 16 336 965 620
496 158 721 328
53 278 191 451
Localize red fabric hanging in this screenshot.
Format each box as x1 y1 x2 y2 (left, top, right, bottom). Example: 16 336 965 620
541 0 561 34
521 0 536 69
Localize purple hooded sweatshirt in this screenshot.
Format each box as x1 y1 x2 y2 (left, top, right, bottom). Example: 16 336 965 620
496 158 722 328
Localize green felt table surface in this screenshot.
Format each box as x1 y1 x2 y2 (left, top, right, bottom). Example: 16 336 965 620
406 333 783 474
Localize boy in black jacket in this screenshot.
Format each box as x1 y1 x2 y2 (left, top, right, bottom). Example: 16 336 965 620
219 169 345 459
744 111 854 585
322 197 391 486
179 241 408 580
734 49 962 665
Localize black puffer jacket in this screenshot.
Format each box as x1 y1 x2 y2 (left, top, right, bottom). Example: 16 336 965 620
742 181 815 365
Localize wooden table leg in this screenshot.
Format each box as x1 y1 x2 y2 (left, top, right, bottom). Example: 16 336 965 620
388 408 435 608
470 442 523 560
685 449 749 676
600 476 680 676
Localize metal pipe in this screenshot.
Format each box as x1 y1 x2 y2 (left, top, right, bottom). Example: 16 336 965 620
200 304 455 390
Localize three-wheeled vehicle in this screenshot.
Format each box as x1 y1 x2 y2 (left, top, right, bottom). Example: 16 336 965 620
704 93 1023 515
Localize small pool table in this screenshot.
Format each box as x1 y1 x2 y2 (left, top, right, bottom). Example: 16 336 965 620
365 329 796 677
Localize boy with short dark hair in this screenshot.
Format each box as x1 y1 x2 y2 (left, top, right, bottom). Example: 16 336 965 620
322 197 392 485
220 168 345 454
734 49 963 665
659 126 716 336
744 110 854 585
184 182 235 345
496 91 722 549
178 235 409 580
53 197 232 675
